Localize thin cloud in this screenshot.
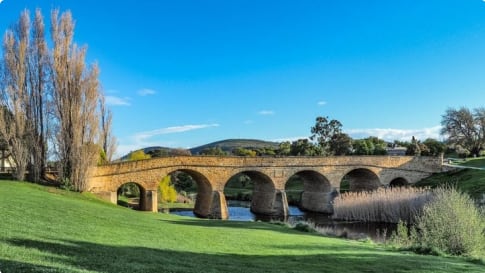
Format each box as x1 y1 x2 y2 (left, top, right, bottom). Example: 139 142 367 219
258 110 275 116
317 101 327 106
138 88 157 96
134 124 220 142
272 136 310 143
105 95 131 106
114 123 220 158
345 126 442 142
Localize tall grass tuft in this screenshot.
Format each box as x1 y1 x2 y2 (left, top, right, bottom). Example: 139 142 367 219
332 187 432 223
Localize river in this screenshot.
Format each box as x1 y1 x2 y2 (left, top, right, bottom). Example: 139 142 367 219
170 200 396 241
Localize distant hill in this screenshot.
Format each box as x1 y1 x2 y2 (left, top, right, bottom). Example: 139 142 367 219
190 139 280 155
119 146 183 160
119 139 281 160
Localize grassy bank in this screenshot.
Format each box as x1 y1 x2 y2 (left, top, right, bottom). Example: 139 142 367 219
0 181 483 273
415 169 485 199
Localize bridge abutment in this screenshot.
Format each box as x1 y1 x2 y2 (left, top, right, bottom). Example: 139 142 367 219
95 191 117 204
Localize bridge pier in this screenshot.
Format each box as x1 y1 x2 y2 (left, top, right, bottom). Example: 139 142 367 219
194 190 229 220
209 191 229 219
251 189 289 216
300 190 334 214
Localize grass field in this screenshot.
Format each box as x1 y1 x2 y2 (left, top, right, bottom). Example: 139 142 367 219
1 181 484 272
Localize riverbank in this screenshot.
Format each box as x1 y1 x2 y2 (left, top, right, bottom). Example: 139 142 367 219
0 180 483 272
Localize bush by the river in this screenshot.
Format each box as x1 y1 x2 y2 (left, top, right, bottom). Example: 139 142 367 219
389 187 485 258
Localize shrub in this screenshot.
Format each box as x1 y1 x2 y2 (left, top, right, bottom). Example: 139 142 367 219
416 187 485 257
293 221 316 233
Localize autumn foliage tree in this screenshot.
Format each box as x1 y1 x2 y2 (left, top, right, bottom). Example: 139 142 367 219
159 176 177 203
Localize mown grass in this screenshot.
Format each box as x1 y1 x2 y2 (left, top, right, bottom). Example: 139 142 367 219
1 181 484 273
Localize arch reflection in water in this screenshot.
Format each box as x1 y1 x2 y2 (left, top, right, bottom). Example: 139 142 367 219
170 200 396 241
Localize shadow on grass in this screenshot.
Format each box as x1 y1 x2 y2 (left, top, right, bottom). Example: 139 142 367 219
160 218 312 236
2 238 483 273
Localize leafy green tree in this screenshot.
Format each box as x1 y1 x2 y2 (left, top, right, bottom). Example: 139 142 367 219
422 138 445 156
353 137 388 155
290 139 322 156
441 107 485 157
200 146 227 156
118 182 140 198
353 139 371 155
366 136 387 155
128 150 151 161
232 147 257 156
159 176 177 203
171 171 196 192
277 141 291 156
310 116 342 155
256 147 276 156
330 133 353 155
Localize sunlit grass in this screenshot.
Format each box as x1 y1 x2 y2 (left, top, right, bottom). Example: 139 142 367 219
0 181 483 272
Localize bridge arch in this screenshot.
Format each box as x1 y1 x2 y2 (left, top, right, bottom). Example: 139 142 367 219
285 170 333 213
167 168 219 218
225 170 285 216
116 181 147 211
389 177 409 187
341 168 381 192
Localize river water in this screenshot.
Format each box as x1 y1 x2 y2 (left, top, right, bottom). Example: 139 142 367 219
170 200 395 241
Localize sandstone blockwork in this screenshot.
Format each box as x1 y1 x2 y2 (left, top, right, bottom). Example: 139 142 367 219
88 156 444 219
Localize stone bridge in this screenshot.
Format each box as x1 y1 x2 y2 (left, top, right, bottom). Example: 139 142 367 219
87 155 444 219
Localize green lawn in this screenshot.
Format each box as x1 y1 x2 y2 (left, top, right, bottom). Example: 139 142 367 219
415 168 485 199
0 181 484 273
457 157 485 168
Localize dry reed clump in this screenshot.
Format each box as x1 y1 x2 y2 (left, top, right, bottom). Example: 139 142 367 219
332 187 432 224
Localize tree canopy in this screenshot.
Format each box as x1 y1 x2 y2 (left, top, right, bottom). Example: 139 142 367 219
310 116 343 155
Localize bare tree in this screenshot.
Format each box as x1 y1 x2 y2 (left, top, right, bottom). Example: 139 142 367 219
51 9 101 191
0 11 31 181
1 9 114 187
99 94 117 162
25 9 51 182
441 107 485 157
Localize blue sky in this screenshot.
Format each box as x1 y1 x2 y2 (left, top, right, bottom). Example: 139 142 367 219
1 0 485 157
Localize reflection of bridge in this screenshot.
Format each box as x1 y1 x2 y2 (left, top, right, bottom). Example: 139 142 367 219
87 156 444 219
